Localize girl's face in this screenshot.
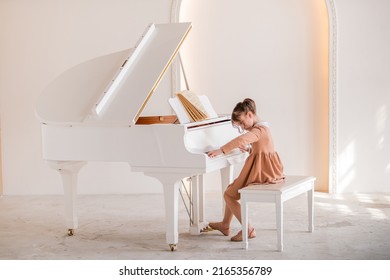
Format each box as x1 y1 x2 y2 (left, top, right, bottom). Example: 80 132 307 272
233 111 254 132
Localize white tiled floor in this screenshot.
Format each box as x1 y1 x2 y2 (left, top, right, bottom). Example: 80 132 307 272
0 192 389 260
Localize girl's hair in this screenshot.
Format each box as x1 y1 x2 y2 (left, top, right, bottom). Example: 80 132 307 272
231 98 257 122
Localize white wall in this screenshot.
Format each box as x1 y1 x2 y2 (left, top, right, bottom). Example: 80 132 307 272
0 0 173 195
1 0 389 195
179 0 329 192
333 0 390 192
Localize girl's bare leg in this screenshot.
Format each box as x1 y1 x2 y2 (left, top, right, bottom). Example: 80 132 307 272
209 191 254 237
223 192 242 224
224 192 255 236
208 193 234 236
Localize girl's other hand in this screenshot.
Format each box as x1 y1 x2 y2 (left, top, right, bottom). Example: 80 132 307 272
239 144 251 153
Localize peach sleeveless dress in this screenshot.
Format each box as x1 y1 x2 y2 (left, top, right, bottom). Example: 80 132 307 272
221 123 285 200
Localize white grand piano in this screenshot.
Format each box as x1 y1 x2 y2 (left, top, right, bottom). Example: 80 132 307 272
36 22 246 251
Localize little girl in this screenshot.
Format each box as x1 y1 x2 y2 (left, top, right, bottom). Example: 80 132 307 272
207 98 285 241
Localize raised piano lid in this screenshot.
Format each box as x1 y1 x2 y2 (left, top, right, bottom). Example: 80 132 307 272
36 22 192 126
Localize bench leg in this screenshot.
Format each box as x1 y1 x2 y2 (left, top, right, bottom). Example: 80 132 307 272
276 196 283 251
241 197 249 249
308 187 314 232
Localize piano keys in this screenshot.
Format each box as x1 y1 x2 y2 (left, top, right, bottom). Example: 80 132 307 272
36 22 246 251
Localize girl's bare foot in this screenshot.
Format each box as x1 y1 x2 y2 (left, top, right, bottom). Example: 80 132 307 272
208 222 230 236
230 227 256 242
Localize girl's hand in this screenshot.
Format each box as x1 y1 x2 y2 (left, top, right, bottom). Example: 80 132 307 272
207 149 223 158
239 144 251 153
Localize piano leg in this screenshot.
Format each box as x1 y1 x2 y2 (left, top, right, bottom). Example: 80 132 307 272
47 161 86 236
145 172 182 251
190 175 209 235
191 167 235 234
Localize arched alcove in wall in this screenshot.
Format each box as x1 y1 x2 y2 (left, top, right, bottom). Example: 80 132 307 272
0 118 3 195
0 129 3 195
172 0 332 192
324 0 337 193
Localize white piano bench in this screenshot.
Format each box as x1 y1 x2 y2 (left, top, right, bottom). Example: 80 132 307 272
239 176 316 251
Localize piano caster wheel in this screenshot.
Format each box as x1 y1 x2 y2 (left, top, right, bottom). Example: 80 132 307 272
169 244 177 251
67 229 74 236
